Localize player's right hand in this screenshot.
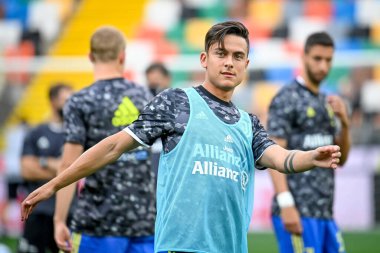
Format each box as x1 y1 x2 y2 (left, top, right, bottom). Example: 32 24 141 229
280 206 303 235
21 182 56 221
54 220 72 252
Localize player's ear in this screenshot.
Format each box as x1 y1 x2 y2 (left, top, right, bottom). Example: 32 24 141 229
89 53 95 63
119 51 125 65
245 58 250 69
200 51 207 69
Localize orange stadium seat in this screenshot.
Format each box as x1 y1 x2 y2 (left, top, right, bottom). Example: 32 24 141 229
247 0 283 29
304 0 332 21
370 22 380 45
4 41 34 84
135 25 165 42
374 65 380 82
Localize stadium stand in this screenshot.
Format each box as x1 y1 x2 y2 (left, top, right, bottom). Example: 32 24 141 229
0 1 379 252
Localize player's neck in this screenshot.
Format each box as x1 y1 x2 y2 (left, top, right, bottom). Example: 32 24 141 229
50 113 63 124
202 82 233 102
93 63 124 81
300 74 320 94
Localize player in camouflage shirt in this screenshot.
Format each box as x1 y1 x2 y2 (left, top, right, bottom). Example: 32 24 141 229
268 32 351 253
52 27 155 253
21 22 342 253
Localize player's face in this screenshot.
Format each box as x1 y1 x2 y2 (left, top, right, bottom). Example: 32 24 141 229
303 45 334 85
200 34 249 92
52 88 73 118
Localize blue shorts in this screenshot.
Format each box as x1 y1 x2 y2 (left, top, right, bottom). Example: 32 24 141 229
70 233 154 253
272 216 346 253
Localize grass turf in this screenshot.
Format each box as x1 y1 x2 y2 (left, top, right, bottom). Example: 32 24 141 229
247 229 380 253
1 229 380 252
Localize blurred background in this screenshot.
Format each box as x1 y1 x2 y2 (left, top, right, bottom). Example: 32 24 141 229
0 0 379 252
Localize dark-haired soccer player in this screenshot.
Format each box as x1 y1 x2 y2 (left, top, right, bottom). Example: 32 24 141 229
268 32 351 253
145 62 171 97
21 22 342 253
19 83 73 253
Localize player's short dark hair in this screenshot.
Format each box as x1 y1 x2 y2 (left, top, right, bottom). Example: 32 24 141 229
304 32 334 53
48 83 72 101
145 62 170 77
204 21 250 54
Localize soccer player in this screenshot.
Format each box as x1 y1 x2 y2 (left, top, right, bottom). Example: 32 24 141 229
267 32 351 253
145 62 171 96
21 21 342 253
144 62 171 175
18 83 73 253
52 26 156 253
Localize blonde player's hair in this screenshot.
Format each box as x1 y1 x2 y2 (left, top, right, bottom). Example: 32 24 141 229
90 26 126 63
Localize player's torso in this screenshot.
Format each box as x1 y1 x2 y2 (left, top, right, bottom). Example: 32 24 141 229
70 79 156 236
274 81 337 218
33 124 65 157
26 124 64 215
286 82 336 151
155 88 254 253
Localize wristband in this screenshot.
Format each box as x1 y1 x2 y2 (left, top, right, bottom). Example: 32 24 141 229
276 191 295 208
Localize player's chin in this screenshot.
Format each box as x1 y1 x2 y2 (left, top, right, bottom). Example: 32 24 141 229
218 80 240 90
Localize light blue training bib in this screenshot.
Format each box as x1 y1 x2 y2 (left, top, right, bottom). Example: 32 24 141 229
155 88 255 253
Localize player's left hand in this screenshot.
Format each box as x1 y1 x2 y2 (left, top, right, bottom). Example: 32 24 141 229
312 145 341 169
327 95 349 127
21 182 56 221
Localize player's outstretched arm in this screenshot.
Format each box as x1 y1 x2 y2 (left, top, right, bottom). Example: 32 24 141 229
259 144 341 174
21 130 140 221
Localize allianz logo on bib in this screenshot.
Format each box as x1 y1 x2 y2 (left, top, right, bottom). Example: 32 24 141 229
191 143 248 190
191 161 249 191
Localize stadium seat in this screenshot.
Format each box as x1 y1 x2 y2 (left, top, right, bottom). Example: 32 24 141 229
244 20 271 40
184 0 218 9
27 1 61 43
304 0 332 21
154 39 179 59
0 20 22 51
198 2 226 19
289 17 328 46
46 0 76 22
333 0 356 24
374 65 380 82
135 25 165 42
143 0 181 32
356 0 380 26
264 67 294 83
252 82 282 108
4 41 35 84
370 22 380 45
2 0 28 29
361 81 380 113
247 0 283 29
184 18 214 50
283 0 303 23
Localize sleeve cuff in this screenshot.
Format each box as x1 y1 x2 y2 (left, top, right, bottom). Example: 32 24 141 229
123 127 150 148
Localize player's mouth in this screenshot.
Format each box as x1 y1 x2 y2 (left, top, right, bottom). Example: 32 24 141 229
221 71 235 78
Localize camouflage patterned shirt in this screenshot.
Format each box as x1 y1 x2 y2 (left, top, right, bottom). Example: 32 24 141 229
128 85 275 168
64 78 156 236
267 78 337 218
